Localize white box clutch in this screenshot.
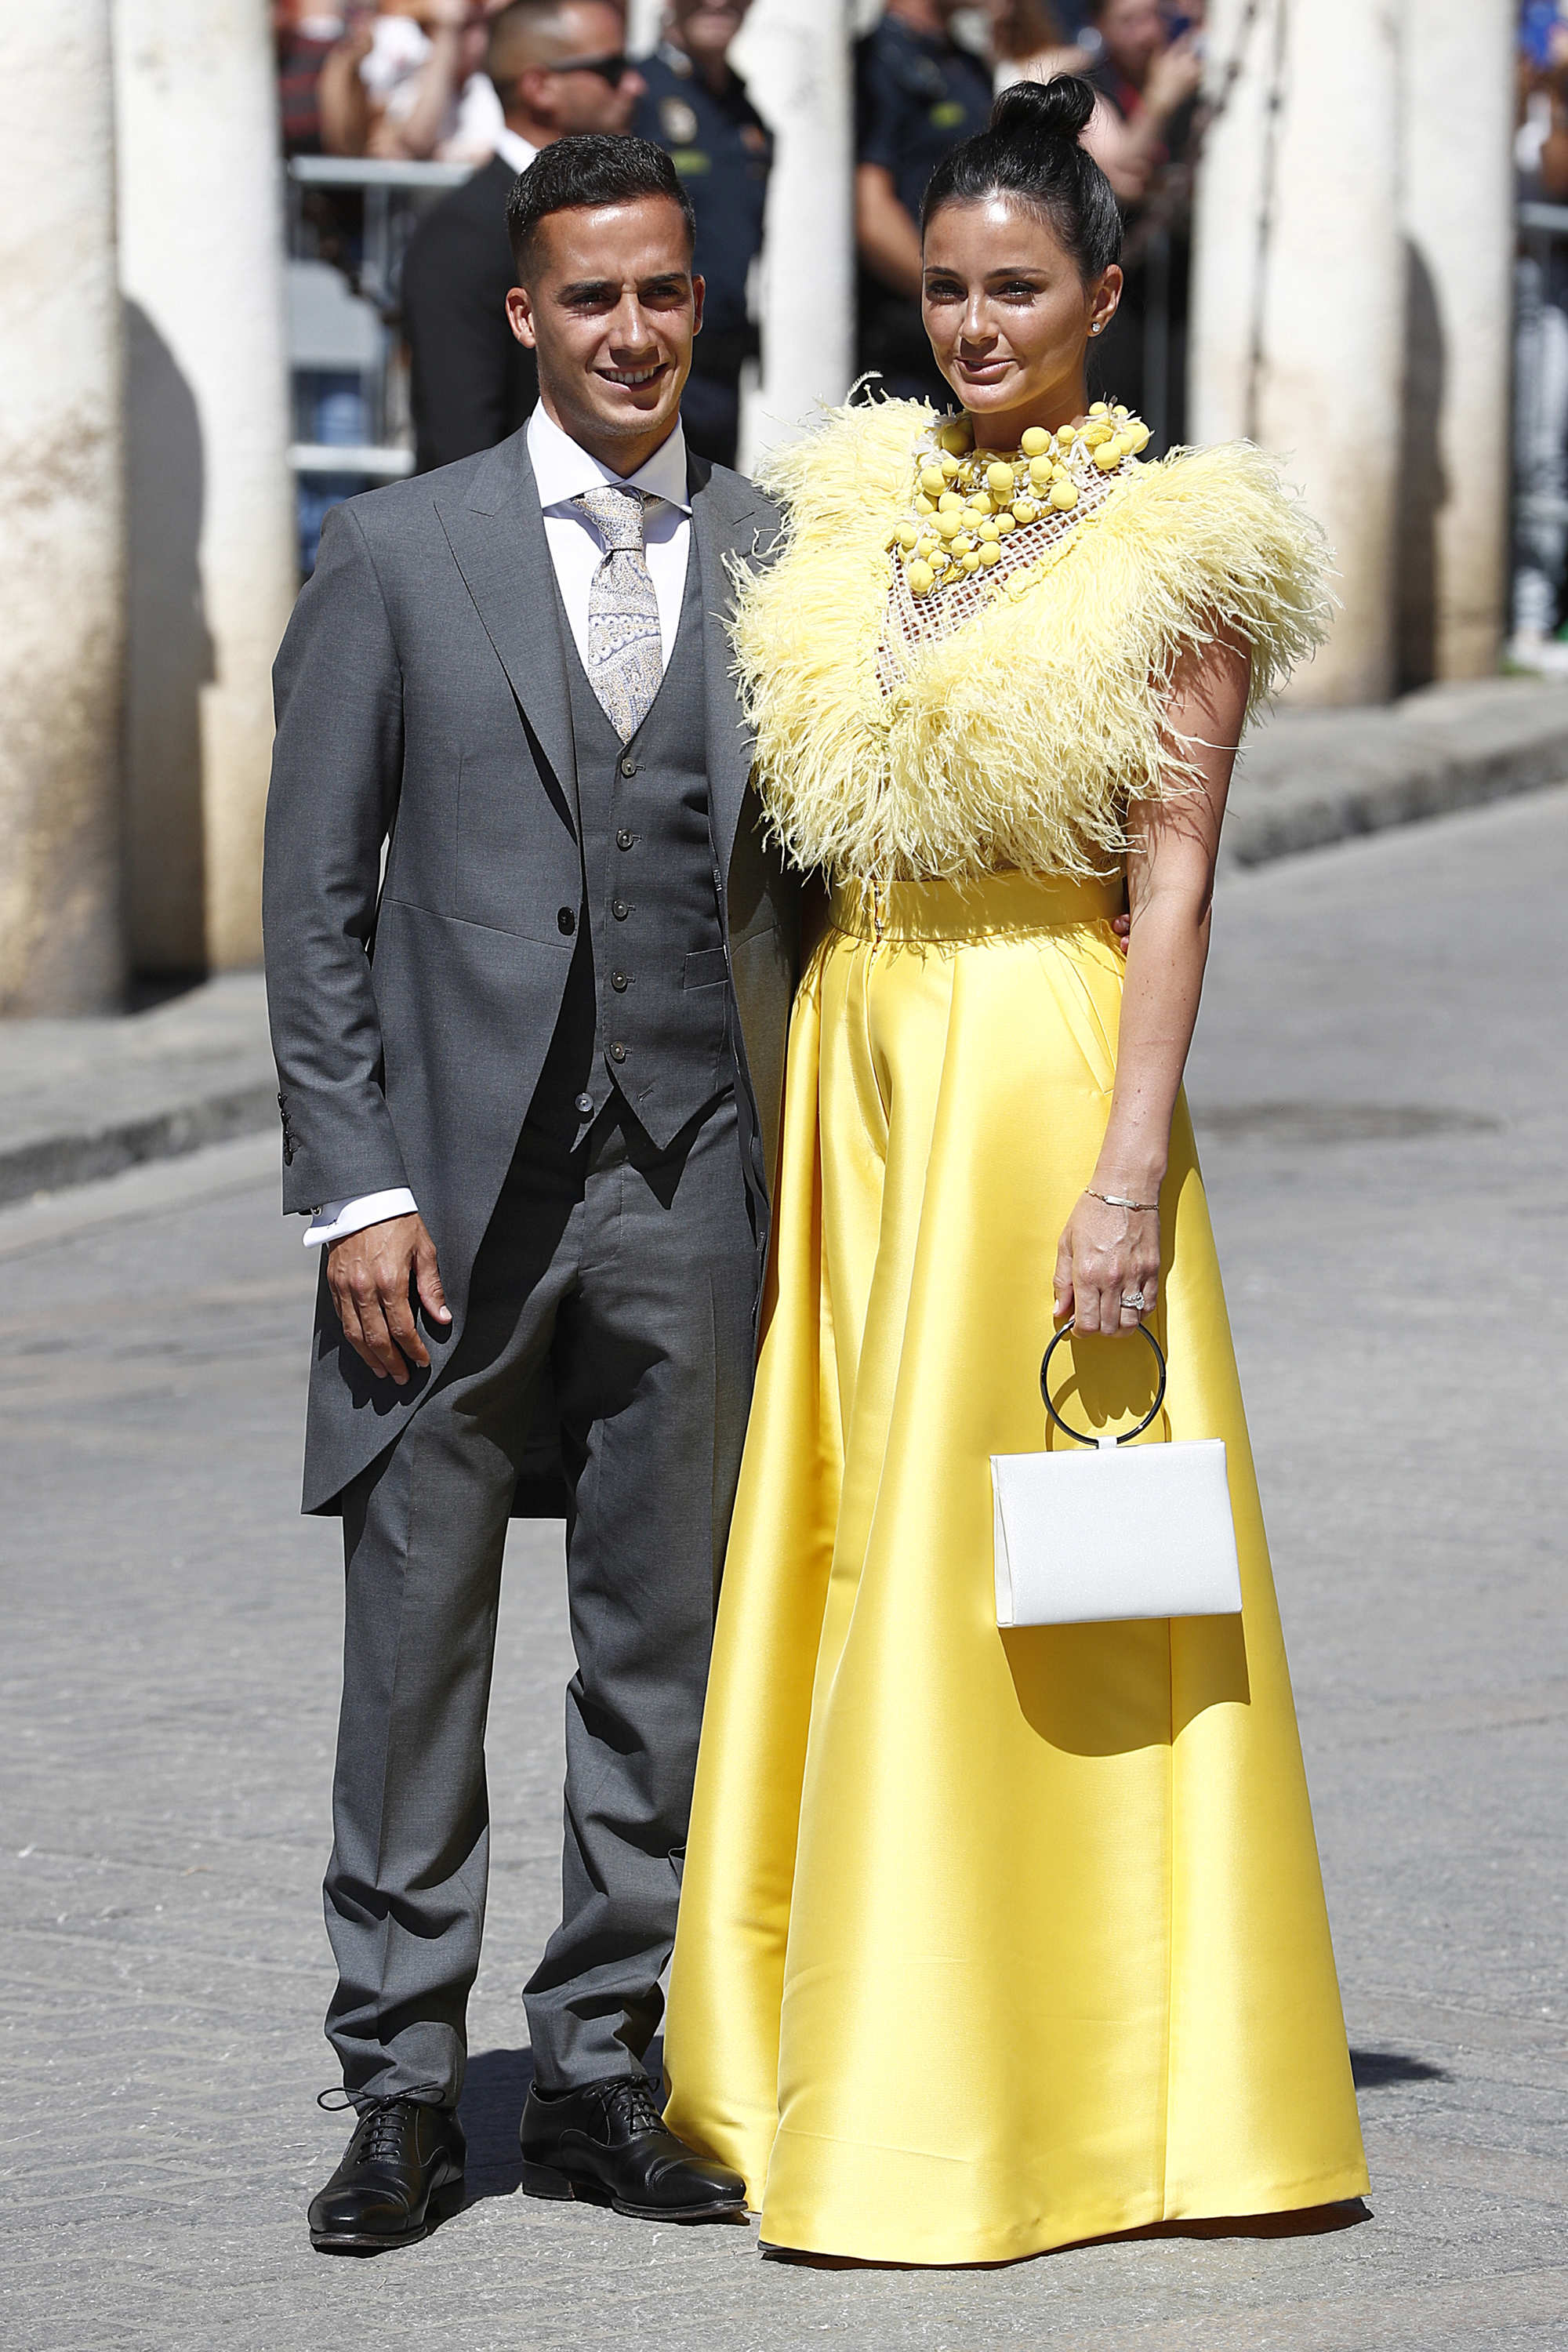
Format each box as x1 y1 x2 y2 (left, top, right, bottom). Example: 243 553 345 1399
992 1322 1243 1628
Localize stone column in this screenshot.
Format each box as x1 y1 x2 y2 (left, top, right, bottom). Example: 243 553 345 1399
0 2 125 1015
114 0 296 974
1399 0 1514 685
730 0 855 465
628 0 663 52
1191 0 1404 706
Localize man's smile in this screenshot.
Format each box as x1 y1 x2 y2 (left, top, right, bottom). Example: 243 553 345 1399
599 361 670 388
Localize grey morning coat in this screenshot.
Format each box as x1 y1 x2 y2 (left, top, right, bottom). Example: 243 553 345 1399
262 426 800 1517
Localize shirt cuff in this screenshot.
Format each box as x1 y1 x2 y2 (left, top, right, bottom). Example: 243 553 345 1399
303 1189 419 1247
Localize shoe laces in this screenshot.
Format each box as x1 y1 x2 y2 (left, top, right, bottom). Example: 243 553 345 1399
596 2076 668 2139
318 2084 445 2165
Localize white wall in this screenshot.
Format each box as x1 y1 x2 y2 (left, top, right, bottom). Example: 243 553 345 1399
1192 0 1405 708
731 0 856 465
114 0 297 972
0 1 125 1013
1399 0 1514 684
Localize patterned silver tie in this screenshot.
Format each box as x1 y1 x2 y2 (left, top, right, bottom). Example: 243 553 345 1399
572 485 664 742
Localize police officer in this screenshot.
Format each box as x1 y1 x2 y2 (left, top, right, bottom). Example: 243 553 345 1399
855 0 994 406
633 2 771 467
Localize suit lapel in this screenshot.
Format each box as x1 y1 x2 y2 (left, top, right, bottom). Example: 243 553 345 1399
691 461 763 884
434 431 577 811
436 432 764 871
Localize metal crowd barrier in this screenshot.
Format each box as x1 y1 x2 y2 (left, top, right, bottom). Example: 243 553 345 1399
285 156 470 562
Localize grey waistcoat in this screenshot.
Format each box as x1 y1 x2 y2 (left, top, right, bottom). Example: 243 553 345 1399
550 543 731 1152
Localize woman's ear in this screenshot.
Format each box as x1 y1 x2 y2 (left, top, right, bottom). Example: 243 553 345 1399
1089 263 1123 339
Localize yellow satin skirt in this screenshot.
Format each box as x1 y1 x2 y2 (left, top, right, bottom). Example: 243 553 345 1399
664 870 1368 2264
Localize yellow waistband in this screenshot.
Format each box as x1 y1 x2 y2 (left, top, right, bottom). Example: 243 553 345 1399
828 869 1123 944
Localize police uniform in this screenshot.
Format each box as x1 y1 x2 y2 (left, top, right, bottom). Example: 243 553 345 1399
854 14 993 406
634 42 772 469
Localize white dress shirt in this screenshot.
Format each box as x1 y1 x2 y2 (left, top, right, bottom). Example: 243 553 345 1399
304 408 694 1249
527 401 694 670
491 122 537 176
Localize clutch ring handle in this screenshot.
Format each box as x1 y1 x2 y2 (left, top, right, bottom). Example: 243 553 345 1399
1040 1316 1168 1448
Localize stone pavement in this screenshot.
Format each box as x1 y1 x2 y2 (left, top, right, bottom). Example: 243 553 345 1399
3 791 1566 2349
1225 672 1568 864
5 672 1568 1211
0 972 274 1206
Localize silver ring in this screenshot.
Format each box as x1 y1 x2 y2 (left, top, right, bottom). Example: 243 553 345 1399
1120 1291 1146 1312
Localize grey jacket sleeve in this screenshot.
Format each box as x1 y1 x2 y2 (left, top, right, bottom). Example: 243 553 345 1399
263 499 410 1218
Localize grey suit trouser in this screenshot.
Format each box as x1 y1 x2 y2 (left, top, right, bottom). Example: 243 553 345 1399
323 1091 756 2107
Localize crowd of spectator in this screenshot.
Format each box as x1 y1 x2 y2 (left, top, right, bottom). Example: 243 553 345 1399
273 0 1209 538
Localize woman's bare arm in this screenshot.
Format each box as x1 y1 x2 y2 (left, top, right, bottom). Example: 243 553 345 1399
371 1 473 161
1053 627 1250 1337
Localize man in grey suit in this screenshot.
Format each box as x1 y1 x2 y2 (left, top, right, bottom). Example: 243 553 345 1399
263 132 798 2253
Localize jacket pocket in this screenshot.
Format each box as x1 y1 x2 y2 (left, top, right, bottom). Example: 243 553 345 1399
684 945 729 989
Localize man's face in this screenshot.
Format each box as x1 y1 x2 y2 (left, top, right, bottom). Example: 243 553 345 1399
507 196 704 466
669 0 750 65
528 1 644 136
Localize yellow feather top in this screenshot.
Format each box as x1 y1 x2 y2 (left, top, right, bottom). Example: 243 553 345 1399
731 397 1333 883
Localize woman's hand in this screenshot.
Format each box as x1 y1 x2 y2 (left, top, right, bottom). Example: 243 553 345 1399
1053 1193 1160 1337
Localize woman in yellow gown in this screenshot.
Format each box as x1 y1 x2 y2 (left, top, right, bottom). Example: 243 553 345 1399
663 75 1369 2263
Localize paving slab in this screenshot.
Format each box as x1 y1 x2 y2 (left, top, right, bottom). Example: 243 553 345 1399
2 789 1564 2347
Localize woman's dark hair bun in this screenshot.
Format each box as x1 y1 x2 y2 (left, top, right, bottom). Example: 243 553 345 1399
920 73 1122 282
990 71 1097 147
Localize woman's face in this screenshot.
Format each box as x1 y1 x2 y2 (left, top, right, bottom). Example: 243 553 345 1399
921 195 1120 444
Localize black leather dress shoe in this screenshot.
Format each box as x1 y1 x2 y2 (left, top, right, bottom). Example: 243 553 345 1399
307 2096 466 2253
519 2075 747 2221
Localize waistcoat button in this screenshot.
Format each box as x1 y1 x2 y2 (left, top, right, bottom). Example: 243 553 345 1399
612 898 630 920
611 970 628 992
557 906 576 936
574 1091 595 1118
619 755 638 778
616 829 634 851
609 1041 628 1062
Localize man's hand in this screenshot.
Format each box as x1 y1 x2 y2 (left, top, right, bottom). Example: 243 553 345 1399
326 1213 451 1385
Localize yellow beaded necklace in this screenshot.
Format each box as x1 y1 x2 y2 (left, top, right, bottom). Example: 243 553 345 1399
890 401 1152 599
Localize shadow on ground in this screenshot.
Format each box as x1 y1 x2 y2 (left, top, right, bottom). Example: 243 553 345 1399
460 2046 535 2198
1350 2047 1450 2088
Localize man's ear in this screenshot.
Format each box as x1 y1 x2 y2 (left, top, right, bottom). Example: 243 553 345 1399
515 63 554 129
691 272 706 338
506 283 538 349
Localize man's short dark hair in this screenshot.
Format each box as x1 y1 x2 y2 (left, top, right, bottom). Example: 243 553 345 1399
506 136 698 276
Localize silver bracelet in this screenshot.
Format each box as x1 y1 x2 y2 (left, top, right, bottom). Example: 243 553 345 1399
1087 1188 1159 1212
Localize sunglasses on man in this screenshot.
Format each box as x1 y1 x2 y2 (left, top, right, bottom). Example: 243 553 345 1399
537 50 634 85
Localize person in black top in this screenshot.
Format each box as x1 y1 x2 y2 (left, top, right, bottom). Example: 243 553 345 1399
633 2 771 468
401 0 646 474
854 0 993 407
